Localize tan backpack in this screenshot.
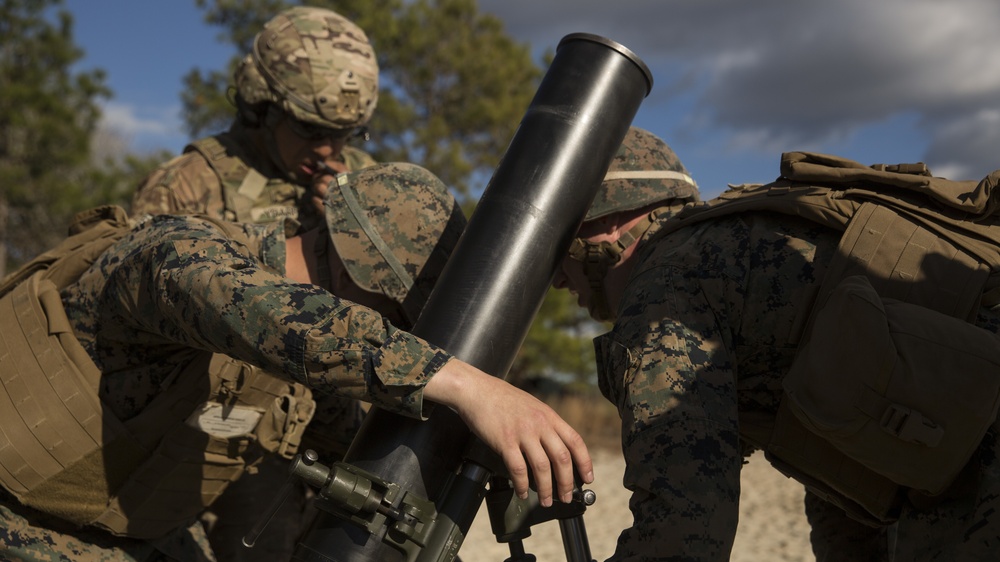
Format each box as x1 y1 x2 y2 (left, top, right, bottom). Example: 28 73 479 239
659 153 1000 523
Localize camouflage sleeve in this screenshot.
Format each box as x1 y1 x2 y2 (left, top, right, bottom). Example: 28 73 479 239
601 214 836 560
130 151 224 218
102 215 450 419
598 221 747 561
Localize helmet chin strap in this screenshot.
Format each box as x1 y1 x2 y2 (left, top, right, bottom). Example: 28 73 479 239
261 106 304 185
568 207 666 322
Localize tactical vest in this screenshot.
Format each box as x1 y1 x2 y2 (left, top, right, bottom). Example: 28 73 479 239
0 206 316 539
188 134 377 230
654 152 1000 525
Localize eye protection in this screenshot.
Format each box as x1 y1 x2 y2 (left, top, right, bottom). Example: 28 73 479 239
285 116 357 142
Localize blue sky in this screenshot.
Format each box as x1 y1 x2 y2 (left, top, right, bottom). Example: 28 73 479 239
63 0 1000 200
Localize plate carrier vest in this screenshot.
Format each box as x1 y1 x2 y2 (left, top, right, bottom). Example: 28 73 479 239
0 206 316 538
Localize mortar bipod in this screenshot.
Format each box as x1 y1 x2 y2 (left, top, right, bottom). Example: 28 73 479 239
483 474 597 562
244 449 438 560
246 448 597 562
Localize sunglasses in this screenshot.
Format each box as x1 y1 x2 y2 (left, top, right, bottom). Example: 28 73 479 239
284 116 357 142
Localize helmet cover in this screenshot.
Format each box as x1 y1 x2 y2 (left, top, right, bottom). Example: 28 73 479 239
235 6 379 130
324 163 466 321
586 127 699 221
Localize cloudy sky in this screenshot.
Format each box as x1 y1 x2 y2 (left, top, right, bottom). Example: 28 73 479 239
64 0 1000 198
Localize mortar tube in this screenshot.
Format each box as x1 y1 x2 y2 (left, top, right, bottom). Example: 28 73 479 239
294 33 653 562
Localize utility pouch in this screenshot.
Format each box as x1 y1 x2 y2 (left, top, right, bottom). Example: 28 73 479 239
783 275 1000 495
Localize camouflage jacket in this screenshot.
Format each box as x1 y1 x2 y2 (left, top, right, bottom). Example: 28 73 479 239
130 122 377 230
62 213 450 422
597 209 1000 560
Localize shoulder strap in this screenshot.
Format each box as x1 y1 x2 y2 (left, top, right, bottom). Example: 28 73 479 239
188 135 258 221
189 134 305 224
0 205 131 298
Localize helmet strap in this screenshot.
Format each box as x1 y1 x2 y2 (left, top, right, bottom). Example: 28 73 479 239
259 105 301 184
570 207 666 321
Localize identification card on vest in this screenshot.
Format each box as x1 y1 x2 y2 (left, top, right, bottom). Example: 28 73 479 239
185 402 262 438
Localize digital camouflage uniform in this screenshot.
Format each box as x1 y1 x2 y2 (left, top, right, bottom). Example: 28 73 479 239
0 163 465 561
596 160 1000 561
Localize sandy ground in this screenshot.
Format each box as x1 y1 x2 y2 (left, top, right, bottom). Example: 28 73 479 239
458 449 816 562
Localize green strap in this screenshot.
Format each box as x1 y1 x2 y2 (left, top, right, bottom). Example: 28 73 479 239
336 174 414 292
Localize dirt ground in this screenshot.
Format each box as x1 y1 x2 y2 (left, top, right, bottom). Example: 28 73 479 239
458 449 816 562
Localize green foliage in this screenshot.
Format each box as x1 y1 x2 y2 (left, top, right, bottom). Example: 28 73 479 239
507 286 603 390
0 0 170 277
184 0 541 197
0 0 110 275
183 0 599 389
365 0 541 196
181 0 288 136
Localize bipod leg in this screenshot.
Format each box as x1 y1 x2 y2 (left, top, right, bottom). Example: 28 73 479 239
504 538 537 562
558 515 595 562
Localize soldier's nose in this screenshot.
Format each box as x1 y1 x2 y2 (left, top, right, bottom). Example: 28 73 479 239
551 269 566 289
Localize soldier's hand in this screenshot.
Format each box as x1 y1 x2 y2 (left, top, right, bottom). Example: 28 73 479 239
424 358 594 507
309 159 348 215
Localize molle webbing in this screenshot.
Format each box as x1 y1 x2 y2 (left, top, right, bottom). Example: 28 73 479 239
0 276 105 492
814 203 990 325
0 274 147 525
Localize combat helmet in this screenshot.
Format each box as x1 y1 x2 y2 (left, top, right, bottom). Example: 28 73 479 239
569 127 699 321
234 6 379 131
323 163 466 326
586 127 699 221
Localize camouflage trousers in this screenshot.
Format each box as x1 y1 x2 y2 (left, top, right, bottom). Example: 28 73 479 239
806 422 1000 562
0 489 215 562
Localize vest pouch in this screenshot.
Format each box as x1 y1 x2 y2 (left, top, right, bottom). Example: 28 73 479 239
784 275 1000 495
93 355 315 539
94 423 253 539
767 399 903 525
256 385 316 459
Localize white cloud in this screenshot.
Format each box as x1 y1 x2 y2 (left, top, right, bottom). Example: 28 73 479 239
479 0 1000 180
96 101 187 154
99 102 181 137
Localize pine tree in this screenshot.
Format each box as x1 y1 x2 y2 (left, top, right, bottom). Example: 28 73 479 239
184 0 601 392
0 0 110 276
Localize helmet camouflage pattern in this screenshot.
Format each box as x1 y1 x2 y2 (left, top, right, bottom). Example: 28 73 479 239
234 6 379 129
325 163 466 322
586 127 700 221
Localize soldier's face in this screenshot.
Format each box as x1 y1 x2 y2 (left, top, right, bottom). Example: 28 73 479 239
272 117 350 183
553 254 594 314
551 220 617 313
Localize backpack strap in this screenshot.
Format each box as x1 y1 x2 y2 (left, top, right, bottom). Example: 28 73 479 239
0 206 131 298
